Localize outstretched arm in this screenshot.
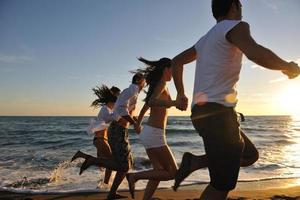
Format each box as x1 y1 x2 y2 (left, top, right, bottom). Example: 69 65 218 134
172 46 197 110
227 22 300 78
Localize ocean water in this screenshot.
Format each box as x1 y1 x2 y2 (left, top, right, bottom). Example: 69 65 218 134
0 116 300 193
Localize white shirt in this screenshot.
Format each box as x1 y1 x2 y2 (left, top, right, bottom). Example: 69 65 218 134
97 105 114 123
87 105 114 134
113 84 140 120
192 20 243 108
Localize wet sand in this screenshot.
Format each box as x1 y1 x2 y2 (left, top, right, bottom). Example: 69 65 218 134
1 178 300 200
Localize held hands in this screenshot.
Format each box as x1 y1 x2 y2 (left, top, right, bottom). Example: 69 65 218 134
176 93 188 111
282 62 300 79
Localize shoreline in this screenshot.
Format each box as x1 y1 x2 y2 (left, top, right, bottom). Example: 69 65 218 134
1 178 300 200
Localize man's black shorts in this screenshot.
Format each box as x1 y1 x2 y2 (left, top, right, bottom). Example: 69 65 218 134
191 103 245 191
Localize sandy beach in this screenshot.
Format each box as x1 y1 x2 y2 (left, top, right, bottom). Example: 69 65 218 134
1 179 300 200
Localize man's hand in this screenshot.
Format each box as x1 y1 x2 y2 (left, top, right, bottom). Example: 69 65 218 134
282 62 300 79
176 93 188 111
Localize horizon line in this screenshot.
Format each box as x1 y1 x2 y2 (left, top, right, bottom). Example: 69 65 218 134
0 115 292 117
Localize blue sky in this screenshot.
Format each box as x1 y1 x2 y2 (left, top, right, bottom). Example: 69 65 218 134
0 0 300 116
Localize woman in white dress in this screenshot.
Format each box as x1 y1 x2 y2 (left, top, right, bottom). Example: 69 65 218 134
73 85 120 187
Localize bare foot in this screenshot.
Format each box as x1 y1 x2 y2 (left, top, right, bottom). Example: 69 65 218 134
126 173 136 199
79 155 94 175
173 152 193 191
71 151 87 162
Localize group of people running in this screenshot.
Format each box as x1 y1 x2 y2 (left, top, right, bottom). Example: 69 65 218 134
72 57 180 200
71 0 300 199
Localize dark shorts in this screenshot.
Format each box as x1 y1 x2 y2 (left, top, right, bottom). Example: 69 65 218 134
191 103 245 191
93 136 110 158
108 121 133 169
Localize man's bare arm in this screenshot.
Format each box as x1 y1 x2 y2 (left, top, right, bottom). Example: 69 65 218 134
172 46 197 95
228 22 299 75
172 46 196 110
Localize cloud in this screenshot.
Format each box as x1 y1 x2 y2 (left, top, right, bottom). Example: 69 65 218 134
0 54 34 64
260 0 279 11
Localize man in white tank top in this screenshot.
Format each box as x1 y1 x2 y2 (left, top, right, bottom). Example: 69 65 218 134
171 0 300 199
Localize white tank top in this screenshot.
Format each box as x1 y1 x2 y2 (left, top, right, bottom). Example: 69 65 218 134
192 20 242 108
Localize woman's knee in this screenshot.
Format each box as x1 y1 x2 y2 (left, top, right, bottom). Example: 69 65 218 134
166 166 177 178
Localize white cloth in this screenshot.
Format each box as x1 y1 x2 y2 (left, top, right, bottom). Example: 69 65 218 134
192 20 243 108
139 125 167 149
86 105 113 135
113 84 139 120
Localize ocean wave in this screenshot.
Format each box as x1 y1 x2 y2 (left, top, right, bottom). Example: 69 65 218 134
242 127 284 132
252 163 282 171
5 177 50 189
262 139 296 145
168 140 197 147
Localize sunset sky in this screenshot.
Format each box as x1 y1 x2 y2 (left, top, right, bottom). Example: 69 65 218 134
0 0 300 116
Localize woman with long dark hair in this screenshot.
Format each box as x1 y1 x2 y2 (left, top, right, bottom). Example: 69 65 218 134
73 84 120 188
126 57 179 200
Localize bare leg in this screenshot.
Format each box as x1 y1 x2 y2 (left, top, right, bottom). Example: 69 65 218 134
107 171 127 199
200 184 229 200
76 150 129 199
104 169 112 185
143 180 160 200
239 130 259 167
75 152 129 175
71 150 87 162
132 146 177 181
173 153 208 191
174 130 259 190
142 148 164 200
96 139 113 184
127 146 177 200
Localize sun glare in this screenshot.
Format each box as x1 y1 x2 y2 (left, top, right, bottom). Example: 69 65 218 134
277 84 300 117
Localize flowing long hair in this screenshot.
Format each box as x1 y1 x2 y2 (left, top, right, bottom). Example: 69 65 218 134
91 85 120 108
134 57 171 103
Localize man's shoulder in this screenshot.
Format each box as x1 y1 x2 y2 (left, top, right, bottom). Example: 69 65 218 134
232 21 250 31
120 85 131 95
227 21 250 41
